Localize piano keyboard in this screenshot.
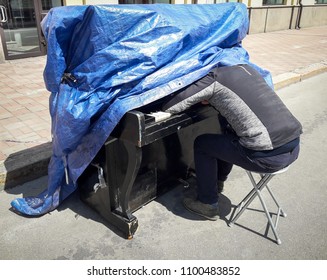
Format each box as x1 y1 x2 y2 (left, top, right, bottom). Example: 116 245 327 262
147 111 172 122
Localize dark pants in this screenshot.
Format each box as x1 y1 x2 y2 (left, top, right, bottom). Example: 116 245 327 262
194 134 300 204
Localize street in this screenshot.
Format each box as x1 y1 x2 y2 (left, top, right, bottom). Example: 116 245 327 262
1 72 327 260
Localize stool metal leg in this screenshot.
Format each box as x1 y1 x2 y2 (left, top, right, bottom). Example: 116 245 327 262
229 171 273 226
229 188 257 224
229 171 284 245
251 174 282 245
266 185 287 217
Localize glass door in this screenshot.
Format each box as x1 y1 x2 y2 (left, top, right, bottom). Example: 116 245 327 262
0 0 44 60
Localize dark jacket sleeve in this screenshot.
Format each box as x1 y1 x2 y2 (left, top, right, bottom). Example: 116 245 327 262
162 72 216 113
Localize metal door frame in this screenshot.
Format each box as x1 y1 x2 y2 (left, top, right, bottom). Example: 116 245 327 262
0 0 46 60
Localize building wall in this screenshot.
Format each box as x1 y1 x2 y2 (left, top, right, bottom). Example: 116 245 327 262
64 0 84 5
248 6 298 33
248 4 327 33
300 5 327 27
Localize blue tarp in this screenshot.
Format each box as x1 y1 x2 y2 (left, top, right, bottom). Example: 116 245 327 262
11 3 272 215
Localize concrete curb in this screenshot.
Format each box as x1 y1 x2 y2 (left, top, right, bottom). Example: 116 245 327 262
0 143 52 191
273 61 327 90
1 62 327 191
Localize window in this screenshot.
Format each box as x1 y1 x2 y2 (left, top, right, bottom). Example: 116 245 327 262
262 0 285 5
315 0 327 3
41 0 63 11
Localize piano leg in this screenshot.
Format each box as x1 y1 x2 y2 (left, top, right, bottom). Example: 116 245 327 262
105 138 142 239
84 185 139 240
115 140 142 220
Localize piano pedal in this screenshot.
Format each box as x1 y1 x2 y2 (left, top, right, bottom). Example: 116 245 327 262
93 183 100 193
188 170 197 178
91 163 108 193
178 178 190 189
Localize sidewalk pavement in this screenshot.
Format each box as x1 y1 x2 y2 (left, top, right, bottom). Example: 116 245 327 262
1 25 327 190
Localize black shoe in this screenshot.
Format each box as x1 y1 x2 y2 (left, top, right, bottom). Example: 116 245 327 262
183 197 219 221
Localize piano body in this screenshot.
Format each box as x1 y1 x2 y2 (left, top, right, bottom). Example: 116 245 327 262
78 101 221 239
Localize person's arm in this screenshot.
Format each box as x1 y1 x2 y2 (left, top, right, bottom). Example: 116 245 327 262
162 72 216 114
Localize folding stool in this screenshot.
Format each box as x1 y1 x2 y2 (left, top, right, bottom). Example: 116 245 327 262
229 166 289 245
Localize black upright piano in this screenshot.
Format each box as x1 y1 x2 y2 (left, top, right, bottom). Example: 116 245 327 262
79 101 221 239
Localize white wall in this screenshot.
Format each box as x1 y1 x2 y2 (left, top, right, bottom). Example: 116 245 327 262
174 0 193 3
64 0 84 5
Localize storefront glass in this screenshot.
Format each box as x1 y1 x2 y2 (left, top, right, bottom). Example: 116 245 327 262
0 0 62 60
0 0 42 59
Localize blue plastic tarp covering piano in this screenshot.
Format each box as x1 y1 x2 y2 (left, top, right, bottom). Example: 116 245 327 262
11 3 273 215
